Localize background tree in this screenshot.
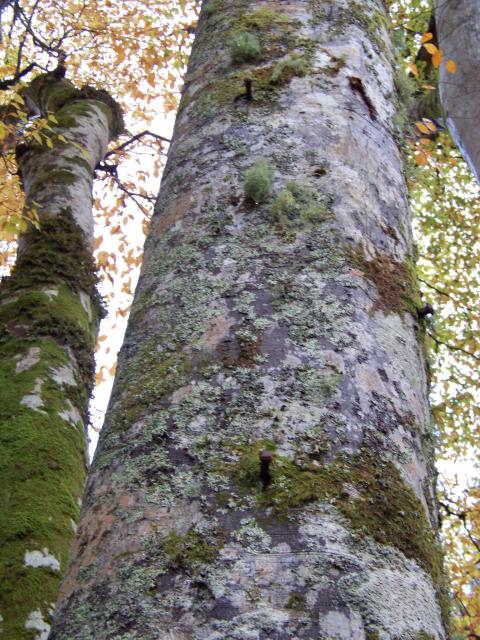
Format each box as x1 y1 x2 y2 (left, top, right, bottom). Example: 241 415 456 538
49 1 450 638
0 71 122 640
0 3 196 637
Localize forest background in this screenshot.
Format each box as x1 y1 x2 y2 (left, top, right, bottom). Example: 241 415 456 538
0 0 479 637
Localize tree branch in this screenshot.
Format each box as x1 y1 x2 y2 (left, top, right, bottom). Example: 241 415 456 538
104 130 170 160
427 331 480 362
0 62 36 90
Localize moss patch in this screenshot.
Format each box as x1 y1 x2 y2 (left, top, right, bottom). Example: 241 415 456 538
271 181 332 231
270 53 311 85
349 246 421 316
22 74 123 137
3 207 103 315
227 443 444 587
230 31 261 64
244 159 274 203
231 7 298 58
0 286 97 391
162 527 224 570
0 336 86 639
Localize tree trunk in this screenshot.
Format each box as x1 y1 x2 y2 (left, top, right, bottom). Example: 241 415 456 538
436 0 480 183
51 2 448 638
0 75 121 639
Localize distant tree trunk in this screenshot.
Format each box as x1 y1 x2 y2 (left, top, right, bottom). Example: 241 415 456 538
51 2 449 638
436 0 480 183
0 74 121 639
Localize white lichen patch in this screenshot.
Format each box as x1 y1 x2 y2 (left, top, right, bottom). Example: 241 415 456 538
15 347 41 374
375 311 430 426
232 519 272 553
299 512 445 639
51 364 77 387
319 609 365 639
79 291 93 322
347 566 445 639
59 400 83 428
20 378 44 411
24 609 51 640
25 548 61 572
42 287 59 300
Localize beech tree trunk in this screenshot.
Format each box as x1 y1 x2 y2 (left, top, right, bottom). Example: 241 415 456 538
436 0 480 184
51 2 448 638
0 75 121 639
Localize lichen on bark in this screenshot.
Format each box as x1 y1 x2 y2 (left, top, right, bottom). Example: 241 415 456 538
50 2 448 639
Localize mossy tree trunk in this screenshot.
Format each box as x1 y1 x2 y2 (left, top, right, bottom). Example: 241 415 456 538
0 74 121 639
51 2 448 638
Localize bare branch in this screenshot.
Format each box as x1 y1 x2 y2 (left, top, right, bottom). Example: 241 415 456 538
104 130 170 160
0 62 36 90
428 332 480 362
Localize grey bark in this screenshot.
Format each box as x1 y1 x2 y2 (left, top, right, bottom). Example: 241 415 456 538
50 2 448 639
436 0 480 183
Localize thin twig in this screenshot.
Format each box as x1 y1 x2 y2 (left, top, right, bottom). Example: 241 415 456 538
428 332 480 362
104 130 170 160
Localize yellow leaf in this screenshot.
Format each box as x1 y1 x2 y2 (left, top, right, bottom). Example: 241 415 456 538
415 150 428 165
416 121 430 135
421 32 434 43
115 48 126 65
424 43 438 55
423 118 437 133
432 50 443 67
446 59 457 73
407 61 419 77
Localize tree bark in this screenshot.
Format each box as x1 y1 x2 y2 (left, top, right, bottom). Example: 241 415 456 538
51 2 448 638
0 75 121 639
436 0 480 184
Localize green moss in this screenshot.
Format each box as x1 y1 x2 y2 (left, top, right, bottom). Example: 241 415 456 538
349 246 422 316
199 65 277 111
271 181 331 231
31 167 76 188
76 87 124 137
106 344 195 431
229 31 261 64
344 2 389 53
23 74 123 137
228 443 444 587
231 7 309 62
286 591 306 610
414 633 435 640
244 159 274 203
4 208 102 310
0 285 97 391
232 7 291 45
270 53 311 85
203 0 221 16
23 76 77 113
162 527 224 569
0 336 87 638
392 65 416 135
